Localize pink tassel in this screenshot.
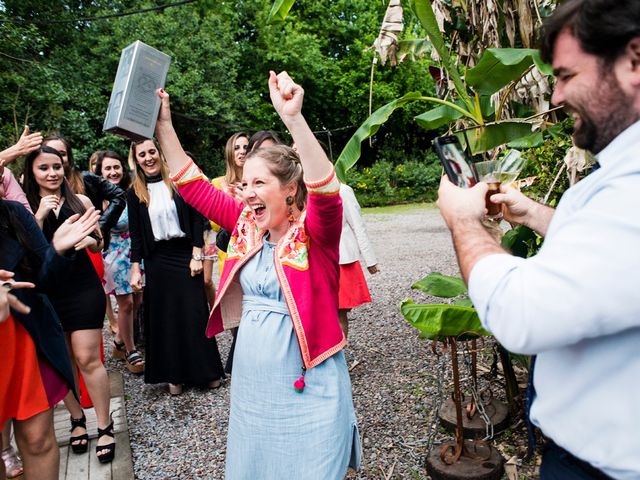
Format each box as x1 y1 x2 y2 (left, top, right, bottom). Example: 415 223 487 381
294 366 307 393
294 375 305 393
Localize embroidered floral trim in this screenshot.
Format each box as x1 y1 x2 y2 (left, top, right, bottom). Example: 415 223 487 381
277 212 309 271
226 207 262 260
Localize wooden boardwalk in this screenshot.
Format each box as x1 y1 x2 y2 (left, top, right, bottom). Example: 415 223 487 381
54 372 134 480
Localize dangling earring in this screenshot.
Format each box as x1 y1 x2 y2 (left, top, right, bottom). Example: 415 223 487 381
286 196 295 224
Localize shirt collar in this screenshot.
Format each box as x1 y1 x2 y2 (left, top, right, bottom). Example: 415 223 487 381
596 119 640 169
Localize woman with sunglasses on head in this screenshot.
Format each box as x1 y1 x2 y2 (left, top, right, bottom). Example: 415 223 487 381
94 150 145 374
156 71 360 478
127 139 225 396
22 146 116 464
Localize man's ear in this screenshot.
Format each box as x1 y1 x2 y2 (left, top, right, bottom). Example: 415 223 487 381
625 36 640 84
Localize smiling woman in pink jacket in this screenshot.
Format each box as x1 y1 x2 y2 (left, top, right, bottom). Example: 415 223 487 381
155 71 360 479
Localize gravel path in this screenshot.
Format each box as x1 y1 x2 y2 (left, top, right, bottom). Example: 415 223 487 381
108 204 531 479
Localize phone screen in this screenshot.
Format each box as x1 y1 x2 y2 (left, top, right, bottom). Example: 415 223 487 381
433 136 478 188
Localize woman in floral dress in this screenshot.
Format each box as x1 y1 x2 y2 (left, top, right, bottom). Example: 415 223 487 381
94 150 145 373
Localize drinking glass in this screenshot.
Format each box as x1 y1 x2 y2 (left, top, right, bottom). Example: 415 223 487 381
474 159 502 218
497 149 526 185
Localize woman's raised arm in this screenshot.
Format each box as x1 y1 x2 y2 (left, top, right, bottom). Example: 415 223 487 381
268 71 333 183
154 88 192 176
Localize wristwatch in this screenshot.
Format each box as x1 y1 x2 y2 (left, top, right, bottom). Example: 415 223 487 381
192 253 203 261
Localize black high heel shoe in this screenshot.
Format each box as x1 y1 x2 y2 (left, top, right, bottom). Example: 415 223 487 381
69 412 89 454
96 420 116 464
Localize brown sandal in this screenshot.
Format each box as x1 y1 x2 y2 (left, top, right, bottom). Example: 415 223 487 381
125 349 145 374
112 339 126 361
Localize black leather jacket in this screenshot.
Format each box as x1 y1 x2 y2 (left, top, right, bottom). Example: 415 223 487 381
82 172 126 241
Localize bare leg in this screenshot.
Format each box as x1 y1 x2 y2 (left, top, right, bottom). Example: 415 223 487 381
13 409 58 480
203 259 216 309
64 329 113 456
105 295 118 335
339 309 350 339
115 294 135 352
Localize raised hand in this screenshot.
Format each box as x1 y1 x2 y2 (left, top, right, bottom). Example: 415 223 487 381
268 70 304 121
156 88 173 128
35 195 60 223
51 207 101 253
0 126 43 164
16 126 43 155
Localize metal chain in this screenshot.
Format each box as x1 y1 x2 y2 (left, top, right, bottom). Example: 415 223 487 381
462 342 494 440
425 345 447 453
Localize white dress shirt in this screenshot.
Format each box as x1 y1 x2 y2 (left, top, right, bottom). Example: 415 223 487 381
468 121 640 479
339 184 377 267
147 181 185 241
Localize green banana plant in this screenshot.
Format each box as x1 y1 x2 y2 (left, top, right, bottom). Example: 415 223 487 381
401 272 491 340
334 0 553 181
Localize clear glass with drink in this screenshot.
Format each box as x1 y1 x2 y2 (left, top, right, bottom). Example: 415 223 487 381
474 159 502 218
474 151 526 220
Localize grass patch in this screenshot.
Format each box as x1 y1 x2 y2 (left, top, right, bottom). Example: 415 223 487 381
363 202 436 215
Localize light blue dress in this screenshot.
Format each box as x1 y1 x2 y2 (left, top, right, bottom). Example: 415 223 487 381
225 237 360 479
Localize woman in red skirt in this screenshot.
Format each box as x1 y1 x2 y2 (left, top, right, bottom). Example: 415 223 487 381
338 184 379 338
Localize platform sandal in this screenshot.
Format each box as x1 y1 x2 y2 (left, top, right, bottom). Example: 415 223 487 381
96 421 116 464
69 412 89 454
125 349 145 374
112 339 126 360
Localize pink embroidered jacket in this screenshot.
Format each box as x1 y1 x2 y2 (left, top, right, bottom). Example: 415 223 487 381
172 160 345 369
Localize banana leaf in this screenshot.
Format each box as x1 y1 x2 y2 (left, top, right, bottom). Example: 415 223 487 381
334 92 424 181
268 0 296 24
466 48 552 95
507 130 544 149
410 0 475 114
411 272 467 298
401 299 491 340
453 298 474 307
461 121 534 154
415 104 463 130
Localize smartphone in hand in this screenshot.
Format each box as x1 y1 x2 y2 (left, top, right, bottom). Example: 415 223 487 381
433 135 478 188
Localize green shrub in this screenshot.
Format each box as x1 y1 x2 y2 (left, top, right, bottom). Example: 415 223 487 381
520 119 573 206
346 152 441 207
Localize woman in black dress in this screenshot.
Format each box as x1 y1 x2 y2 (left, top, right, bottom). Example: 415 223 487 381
22 146 115 463
127 139 224 395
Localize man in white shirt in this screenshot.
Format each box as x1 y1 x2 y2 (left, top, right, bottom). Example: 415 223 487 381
436 1 640 478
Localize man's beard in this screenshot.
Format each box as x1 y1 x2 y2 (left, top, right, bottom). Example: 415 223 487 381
569 74 639 154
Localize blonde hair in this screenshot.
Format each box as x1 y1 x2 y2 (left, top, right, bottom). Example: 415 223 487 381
129 140 174 206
